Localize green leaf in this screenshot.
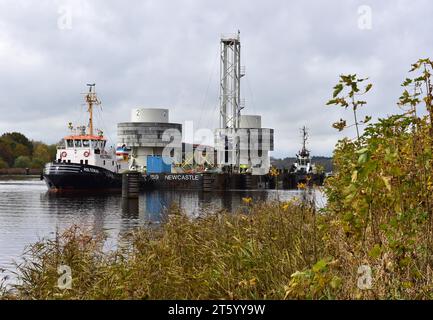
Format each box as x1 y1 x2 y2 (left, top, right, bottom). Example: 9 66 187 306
365 83 373 93
368 244 382 259
363 115 372 123
355 148 369 154
358 153 368 164
330 276 342 289
312 259 328 272
402 78 412 86
333 84 344 98
382 176 392 191
351 170 358 182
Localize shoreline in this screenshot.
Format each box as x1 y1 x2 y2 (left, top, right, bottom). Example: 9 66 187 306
0 168 42 176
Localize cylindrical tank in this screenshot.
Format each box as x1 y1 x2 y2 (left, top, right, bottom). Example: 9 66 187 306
239 115 261 128
131 108 169 123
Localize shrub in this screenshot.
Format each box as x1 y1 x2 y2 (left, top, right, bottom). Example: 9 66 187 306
13 156 32 168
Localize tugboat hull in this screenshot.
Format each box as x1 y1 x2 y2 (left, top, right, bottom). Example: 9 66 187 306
43 162 122 192
284 172 325 189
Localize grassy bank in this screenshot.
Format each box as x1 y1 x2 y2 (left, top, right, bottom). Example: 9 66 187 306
1 198 325 300
1 191 432 300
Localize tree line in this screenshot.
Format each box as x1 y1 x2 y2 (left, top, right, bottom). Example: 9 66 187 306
0 132 56 169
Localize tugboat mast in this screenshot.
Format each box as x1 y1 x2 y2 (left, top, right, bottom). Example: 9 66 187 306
84 83 101 136
301 126 308 154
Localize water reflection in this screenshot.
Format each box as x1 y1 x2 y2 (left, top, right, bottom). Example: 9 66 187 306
122 198 139 218
0 178 325 274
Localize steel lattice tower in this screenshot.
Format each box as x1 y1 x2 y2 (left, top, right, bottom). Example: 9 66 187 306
219 31 245 129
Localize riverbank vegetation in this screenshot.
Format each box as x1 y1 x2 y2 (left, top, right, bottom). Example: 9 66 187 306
2 59 433 299
1 199 325 299
0 132 56 169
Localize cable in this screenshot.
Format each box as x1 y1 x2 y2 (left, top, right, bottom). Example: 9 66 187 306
197 45 219 130
245 76 258 116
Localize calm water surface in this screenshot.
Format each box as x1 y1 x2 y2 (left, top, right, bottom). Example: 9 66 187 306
0 176 325 277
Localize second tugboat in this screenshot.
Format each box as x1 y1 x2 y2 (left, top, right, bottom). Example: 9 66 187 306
286 126 325 188
43 84 123 192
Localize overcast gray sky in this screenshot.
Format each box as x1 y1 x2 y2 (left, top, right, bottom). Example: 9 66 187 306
0 0 432 157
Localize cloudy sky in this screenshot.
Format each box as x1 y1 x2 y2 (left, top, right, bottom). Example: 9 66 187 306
0 0 431 157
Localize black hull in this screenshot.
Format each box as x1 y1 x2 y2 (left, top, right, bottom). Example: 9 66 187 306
283 172 325 189
43 162 122 192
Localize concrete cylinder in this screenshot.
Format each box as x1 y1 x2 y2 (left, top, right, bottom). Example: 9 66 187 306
239 115 261 128
131 108 169 123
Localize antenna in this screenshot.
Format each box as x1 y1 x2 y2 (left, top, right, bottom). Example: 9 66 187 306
300 126 309 155
84 83 101 136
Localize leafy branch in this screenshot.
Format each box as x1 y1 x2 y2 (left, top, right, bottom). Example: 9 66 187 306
398 58 433 133
326 74 373 139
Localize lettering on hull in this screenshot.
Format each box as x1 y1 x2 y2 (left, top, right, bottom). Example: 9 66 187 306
148 174 201 181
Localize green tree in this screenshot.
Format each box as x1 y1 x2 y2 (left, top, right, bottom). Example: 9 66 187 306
0 138 14 166
14 156 32 168
32 143 52 163
1 132 33 153
47 144 57 161
31 158 45 169
0 157 8 169
14 143 31 157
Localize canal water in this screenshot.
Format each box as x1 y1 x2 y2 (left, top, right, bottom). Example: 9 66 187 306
0 176 325 280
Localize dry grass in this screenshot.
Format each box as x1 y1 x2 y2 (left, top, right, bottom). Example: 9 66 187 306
2 189 432 300
1 197 321 300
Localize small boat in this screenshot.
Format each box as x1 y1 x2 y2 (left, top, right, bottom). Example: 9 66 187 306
43 84 123 192
286 126 325 188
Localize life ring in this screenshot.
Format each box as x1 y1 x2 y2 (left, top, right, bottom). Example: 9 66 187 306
61 151 67 158
83 151 90 157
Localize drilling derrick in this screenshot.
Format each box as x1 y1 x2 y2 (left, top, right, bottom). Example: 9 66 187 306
220 31 244 130
215 31 274 175
217 31 245 173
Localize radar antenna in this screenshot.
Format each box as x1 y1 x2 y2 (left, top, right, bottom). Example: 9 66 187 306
84 83 101 136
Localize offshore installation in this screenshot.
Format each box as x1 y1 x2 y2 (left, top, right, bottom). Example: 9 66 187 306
43 32 323 194
117 32 275 192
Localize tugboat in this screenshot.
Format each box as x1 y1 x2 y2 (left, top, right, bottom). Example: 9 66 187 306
287 126 325 188
43 84 123 192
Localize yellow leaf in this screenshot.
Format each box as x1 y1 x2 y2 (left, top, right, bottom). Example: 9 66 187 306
382 176 392 191
351 170 358 182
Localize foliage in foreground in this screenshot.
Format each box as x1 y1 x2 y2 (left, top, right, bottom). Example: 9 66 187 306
323 58 433 299
1 199 331 300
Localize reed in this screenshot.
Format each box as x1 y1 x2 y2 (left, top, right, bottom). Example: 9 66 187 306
1 197 321 300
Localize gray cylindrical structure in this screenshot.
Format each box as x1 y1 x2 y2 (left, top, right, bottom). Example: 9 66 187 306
117 122 182 147
131 108 169 123
239 115 261 128
118 107 182 171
